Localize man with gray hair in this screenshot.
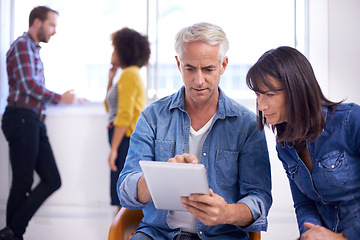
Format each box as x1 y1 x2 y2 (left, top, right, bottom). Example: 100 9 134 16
118 22 272 239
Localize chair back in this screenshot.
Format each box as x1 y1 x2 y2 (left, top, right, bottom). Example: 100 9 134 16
108 208 144 240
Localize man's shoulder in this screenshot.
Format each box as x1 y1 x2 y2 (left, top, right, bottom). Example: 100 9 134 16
221 94 256 119
145 94 175 113
143 93 176 115
7 35 31 54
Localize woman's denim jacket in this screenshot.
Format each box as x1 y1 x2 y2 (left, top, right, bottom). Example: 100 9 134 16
118 87 272 240
277 103 360 240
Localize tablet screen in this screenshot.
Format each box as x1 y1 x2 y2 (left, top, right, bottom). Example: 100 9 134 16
139 160 210 211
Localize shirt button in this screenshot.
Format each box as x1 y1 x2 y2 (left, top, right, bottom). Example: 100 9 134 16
331 164 335 169
182 148 185 152
199 231 203 235
203 153 207 157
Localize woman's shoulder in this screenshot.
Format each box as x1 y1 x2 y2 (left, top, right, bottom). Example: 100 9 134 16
325 103 360 127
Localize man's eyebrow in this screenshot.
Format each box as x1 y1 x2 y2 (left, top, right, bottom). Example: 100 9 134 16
202 65 216 69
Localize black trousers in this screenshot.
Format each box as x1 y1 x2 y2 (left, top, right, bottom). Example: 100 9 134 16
1 107 61 238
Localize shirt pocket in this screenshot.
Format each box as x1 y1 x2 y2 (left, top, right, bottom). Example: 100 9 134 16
317 150 350 188
154 140 175 162
215 150 239 189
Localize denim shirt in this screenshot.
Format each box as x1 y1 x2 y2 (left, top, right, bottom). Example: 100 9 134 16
118 87 272 240
277 103 360 240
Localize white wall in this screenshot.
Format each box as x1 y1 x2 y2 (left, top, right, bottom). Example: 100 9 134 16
328 0 360 104
0 104 112 217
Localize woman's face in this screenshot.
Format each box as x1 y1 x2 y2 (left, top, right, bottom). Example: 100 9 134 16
255 76 287 125
110 50 120 67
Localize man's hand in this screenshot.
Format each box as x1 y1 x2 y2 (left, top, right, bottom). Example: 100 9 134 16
180 189 253 227
168 153 199 164
60 89 75 104
180 189 229 226
301 222 348 240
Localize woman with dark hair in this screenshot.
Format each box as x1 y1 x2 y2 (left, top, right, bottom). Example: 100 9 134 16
246 46 360 239
104 27 150 212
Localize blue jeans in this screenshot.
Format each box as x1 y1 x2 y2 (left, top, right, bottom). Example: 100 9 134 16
1 107 61 238
131 231 201 240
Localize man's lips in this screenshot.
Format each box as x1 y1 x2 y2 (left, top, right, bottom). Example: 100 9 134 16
192 88 206 92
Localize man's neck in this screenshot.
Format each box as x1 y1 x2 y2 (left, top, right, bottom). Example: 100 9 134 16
186 99 218 131
27 29 39 45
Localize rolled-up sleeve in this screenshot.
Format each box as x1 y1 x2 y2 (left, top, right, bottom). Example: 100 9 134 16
118 171 150 208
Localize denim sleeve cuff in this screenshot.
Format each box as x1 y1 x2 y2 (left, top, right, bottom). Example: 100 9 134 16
238 196 268 232
119 171 148 208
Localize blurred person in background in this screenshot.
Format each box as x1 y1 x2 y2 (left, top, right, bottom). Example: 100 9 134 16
1 6 76 240
104 27 150 213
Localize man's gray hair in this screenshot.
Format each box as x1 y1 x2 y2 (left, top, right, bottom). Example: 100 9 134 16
175 22 229 61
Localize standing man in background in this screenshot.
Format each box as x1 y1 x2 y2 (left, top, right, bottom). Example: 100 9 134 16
0 6 75 240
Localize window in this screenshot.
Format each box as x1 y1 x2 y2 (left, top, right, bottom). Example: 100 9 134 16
1 0 305 106
10 0 148 102
148 0 302 101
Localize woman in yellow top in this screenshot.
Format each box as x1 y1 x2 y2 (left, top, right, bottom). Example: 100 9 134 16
105 27 150 211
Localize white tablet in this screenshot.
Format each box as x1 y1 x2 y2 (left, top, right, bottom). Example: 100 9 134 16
139 160 210 211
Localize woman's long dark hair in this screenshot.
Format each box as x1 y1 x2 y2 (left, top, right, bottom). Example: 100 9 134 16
246 46 342 151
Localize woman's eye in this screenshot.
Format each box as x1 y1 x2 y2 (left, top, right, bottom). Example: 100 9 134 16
267 93 276 97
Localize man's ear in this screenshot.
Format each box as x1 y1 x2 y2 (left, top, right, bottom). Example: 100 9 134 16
220 56 229 75
32 18 42 28
175 56 181 72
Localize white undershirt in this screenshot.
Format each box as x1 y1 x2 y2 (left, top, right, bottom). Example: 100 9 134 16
167 115 215 233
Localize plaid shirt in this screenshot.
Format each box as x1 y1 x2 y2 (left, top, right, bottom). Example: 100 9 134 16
6 32 61 110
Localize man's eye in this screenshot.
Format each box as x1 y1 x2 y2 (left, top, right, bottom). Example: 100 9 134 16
185 68 194 71
267 93 275 97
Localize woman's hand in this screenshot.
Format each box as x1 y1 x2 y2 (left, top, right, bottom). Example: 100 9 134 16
300 222 348 240
108 149 118 172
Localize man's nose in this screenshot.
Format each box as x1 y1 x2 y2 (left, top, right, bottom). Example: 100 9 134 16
194 70 205 85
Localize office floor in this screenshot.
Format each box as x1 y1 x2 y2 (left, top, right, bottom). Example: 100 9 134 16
0 204 116 240
0 204 299 240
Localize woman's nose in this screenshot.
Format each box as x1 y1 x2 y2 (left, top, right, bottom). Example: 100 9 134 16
257 96 269 111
